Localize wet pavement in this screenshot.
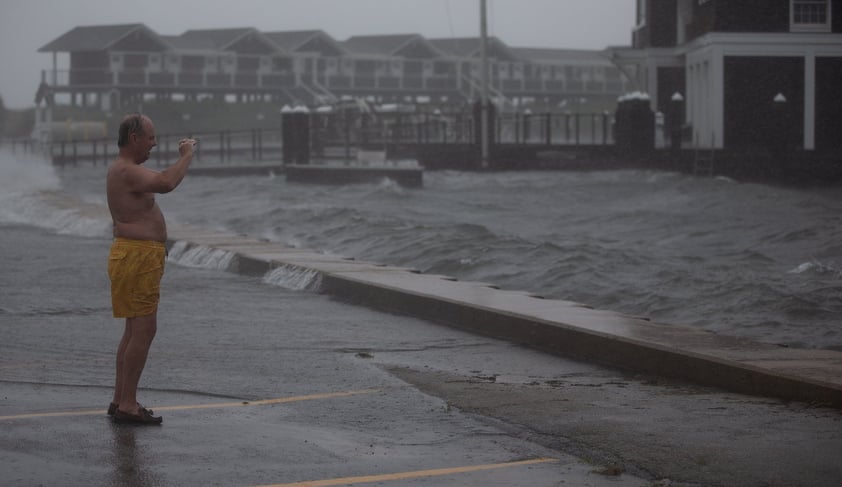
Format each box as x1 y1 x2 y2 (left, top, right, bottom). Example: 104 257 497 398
0 225 646 486
2 225 842 486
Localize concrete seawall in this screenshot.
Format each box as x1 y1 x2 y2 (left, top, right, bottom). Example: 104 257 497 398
167 224 842 408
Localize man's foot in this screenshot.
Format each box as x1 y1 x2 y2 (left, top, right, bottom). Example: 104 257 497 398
108 402 154 416
112 408 162 425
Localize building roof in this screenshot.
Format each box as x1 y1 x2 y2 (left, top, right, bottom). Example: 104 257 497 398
177 28 260 50
38 23 168 52
344 34 418 55
263 30 346 56
159 35 212 52
428 37 519 61
510 47 613 66
264 30 325 50
342 34 441 58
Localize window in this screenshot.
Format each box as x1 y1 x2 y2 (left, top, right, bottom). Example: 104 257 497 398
791 0 831 32
124 54 148 68
182 56 204 72
355 60 376 74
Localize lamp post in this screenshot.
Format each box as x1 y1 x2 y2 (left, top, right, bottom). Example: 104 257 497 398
479 0 489 169
670 91 684 152
772 92 787 150
772 92 789 177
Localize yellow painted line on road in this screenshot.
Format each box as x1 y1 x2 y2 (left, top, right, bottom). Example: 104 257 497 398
155 389 380 412
254 458 559 487
0 409 107 421
0 388 379 421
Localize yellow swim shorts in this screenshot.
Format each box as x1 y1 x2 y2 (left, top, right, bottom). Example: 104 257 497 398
108 238 167 318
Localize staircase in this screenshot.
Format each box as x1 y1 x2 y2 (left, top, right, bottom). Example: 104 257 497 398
459 73 512 109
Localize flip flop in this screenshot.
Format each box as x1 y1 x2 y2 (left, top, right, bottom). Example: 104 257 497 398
108 402 154 416
112 408 163 425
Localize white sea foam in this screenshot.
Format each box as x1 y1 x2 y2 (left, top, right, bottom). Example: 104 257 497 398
374 177 405 195
262 264 322 291
788 260 840 276
167 241 236 270
0 147 61 193
0 148 111 237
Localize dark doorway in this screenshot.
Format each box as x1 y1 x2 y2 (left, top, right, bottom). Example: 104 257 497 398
723 56 804 151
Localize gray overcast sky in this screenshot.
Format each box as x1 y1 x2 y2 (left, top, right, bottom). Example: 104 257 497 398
0 0 636 109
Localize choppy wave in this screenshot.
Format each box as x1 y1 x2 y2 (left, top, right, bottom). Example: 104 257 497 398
163 169 841 350
0 149 111 237
11 159 842 350
789 259 840 276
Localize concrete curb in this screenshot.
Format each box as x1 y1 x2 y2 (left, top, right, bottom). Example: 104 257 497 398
168 225 842 408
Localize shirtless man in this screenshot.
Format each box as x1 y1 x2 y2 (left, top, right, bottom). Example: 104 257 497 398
106 114 195 424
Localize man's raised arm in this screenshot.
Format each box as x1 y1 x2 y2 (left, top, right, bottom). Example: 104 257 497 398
123 139 196 194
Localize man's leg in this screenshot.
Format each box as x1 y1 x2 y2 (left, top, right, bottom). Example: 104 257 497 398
116 313 157 415
111 320 131 406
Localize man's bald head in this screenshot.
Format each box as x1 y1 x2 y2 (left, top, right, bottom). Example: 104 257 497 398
117 114 149 148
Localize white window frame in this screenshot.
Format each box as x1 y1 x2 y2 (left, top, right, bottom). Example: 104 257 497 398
791 0 832 32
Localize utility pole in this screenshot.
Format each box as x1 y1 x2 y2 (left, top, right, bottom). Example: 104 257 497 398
479 0 489 169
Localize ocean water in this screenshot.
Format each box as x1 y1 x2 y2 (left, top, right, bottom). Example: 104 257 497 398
2 148 841 351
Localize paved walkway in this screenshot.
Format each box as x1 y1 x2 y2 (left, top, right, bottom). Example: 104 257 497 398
0 226 648 486
3 224 842 486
